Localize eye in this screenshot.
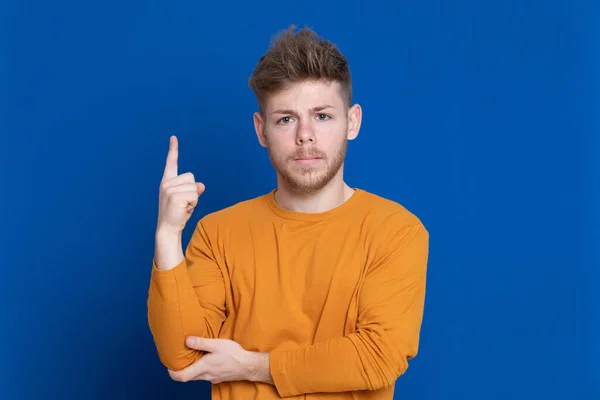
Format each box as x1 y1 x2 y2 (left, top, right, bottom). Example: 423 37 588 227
277 116 294 124
316 113 331 121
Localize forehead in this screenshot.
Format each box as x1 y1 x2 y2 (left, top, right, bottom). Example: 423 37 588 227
264 80 344 112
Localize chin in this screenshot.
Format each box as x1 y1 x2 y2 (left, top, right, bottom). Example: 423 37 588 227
283 170 333 194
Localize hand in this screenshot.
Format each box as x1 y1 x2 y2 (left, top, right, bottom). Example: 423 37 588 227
168 337 262 384
157 135 205 236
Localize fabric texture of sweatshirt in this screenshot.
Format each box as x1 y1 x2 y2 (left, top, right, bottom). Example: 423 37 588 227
147 188 429 399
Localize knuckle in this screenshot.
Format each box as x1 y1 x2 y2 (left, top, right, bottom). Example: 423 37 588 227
161 180 174 192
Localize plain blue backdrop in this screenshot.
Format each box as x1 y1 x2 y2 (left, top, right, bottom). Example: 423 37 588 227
1 0 598 399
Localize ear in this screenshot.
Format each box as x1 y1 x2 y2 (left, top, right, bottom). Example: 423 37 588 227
346 103 362 141
253 111 268 148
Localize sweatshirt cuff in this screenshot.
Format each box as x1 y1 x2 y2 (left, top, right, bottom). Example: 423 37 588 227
269 349 296 398
150 259 187 287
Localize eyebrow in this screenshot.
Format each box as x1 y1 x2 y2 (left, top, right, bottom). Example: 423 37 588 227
271 105 335 115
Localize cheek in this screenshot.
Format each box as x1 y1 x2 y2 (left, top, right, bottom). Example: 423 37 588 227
317 126 345 149
270 125 296 142
265 134 291 158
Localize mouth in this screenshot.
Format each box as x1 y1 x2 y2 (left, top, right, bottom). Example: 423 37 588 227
295 156 321 160
293 156 322 165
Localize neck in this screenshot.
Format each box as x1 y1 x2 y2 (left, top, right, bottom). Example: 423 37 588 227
274 172 355 214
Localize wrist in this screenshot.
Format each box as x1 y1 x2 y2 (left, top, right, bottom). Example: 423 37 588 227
155 224 182 241
154 228 184 271
244 351 273 385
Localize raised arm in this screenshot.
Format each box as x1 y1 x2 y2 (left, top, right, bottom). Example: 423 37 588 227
267 219 429 397
147 136 227 371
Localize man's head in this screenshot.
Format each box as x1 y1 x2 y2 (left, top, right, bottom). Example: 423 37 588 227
249 26 362 195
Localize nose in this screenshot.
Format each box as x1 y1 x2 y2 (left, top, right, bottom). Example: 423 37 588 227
295 120 316 145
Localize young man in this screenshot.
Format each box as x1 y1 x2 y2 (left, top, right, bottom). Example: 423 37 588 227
147 26 429 399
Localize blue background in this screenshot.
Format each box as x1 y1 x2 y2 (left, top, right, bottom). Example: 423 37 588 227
1 0 598 399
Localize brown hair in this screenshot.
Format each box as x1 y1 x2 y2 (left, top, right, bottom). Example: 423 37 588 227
248 25 352 112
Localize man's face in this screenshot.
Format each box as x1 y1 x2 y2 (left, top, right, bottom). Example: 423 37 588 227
253 80 361 194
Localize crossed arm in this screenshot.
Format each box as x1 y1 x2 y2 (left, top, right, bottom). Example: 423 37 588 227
147 219 429 397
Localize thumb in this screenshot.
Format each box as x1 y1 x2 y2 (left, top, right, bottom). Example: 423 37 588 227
186 336 218 352
196 182 205 195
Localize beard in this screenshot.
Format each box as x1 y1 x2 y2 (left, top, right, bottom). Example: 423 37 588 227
267 139 348 195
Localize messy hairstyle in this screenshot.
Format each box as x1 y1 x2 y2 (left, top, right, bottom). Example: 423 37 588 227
248 25 352 113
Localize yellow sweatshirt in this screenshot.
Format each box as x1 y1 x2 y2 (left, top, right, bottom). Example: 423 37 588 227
147 188 429 399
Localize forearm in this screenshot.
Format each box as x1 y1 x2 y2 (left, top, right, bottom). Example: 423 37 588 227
267 330 409 397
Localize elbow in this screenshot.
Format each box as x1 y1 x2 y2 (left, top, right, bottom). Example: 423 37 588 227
147 320 203 371
353 333 415 391
155 345 204 372
372 341 417 389
368 357 409 391
374 339 420 389
147 310 204 372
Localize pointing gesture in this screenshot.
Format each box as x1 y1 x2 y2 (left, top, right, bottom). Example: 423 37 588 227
163 135 179 180
156 136 205 237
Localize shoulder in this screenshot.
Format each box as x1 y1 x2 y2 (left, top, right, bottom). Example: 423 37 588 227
356 189 427 233
357 190 429 272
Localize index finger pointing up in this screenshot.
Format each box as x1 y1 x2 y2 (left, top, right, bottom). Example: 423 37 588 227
163 135 178 180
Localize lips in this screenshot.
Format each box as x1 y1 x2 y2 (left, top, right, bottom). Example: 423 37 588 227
293 152 323 160
292 155 323 166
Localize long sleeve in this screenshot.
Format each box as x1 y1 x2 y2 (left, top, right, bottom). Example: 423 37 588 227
147 219 227 371
269 221 429 397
